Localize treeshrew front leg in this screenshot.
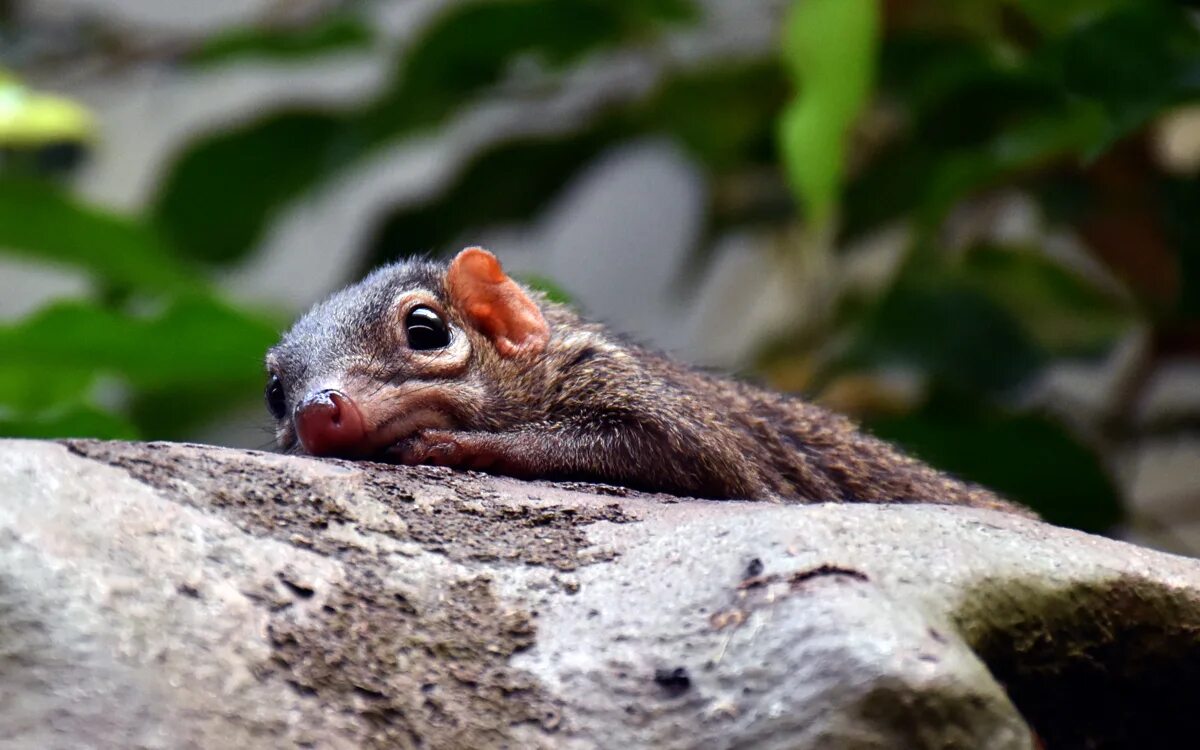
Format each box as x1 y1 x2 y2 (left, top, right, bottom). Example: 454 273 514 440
388 428 591 476
388 426 768 500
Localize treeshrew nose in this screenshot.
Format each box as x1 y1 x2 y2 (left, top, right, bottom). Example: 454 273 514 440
294 389 367 457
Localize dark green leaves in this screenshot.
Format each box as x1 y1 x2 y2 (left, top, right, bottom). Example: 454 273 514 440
1051 4 1200 153
870 394 1122 531
0 178 197 292
153 0 695 267
190 14 375 66
0 174 279 441
788 0 1197 531
0 297 279 439
153 114 346 265
0 404 138 440
832 246 1133 396
846 0 1200 243
0 297 277 388
840 278 1046 396
953 247 1133 353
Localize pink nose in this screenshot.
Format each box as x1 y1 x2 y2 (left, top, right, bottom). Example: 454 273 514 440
294 390 367 457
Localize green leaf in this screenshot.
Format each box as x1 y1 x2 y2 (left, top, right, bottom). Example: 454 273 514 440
778 100 847 227
153 113 345 265
0 296 279 389
844 3 1200 243
828 245 1133 395
836 276 1046 395
371 133 614 263
842 33 1067 239
0 403 138 440
189 14 375 67
778 0 880 225
1013 0 1137 35
956 247 1134 353
1049 3 1200 152
873 35 999 124
644 62 788 172
869 394 1122 531
355 0 694 146
918 102 1108 232
129 384 267 443
0 178 199 291
0 363 94 412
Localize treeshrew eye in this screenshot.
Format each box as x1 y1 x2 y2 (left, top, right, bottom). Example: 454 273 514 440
406 306 450 350
265 373 287 419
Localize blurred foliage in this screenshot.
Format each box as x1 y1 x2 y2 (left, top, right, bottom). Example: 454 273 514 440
0 78 276 441
780 0 1200 528
153 0 695 266
0 69 93 146
778 0 879 227
0 179 196 291
189 14 375 66
2 0 1199 532
0 70 92 172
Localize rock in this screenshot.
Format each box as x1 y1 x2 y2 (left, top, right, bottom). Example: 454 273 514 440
2 440 1200 749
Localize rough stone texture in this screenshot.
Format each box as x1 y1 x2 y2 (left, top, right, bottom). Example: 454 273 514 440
3 440 1200 748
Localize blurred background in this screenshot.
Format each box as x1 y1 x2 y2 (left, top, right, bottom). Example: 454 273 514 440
1 0 1198 548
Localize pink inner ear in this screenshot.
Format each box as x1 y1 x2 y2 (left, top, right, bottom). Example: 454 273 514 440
447 247 549 357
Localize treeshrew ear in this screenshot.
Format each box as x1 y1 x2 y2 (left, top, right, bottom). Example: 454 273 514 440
446 247 550 357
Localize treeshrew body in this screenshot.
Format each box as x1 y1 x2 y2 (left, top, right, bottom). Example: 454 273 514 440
265 247 1030 516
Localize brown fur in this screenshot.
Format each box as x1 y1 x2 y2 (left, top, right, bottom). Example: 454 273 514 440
266 249 1033 517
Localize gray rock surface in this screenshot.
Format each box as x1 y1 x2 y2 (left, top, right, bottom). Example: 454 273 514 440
2 439 1200 749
